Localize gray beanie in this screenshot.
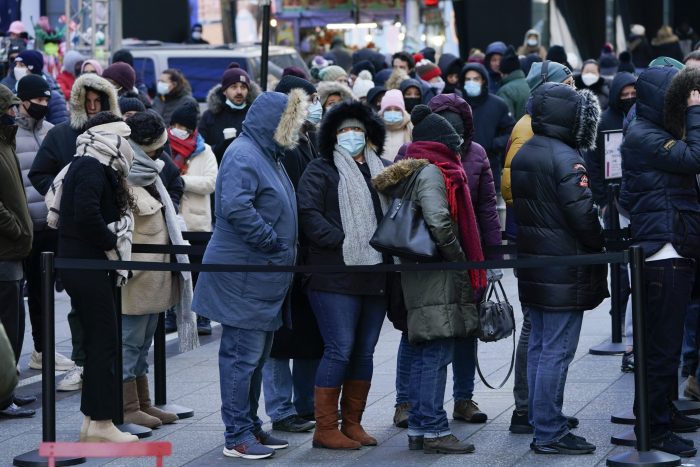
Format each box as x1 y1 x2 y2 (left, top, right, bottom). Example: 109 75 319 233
338 118 366 133
526 61 572 91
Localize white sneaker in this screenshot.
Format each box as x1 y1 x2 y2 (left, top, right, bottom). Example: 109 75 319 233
57 366 83 391
29 350 76 371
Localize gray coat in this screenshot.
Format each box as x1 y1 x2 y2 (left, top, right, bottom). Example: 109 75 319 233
16 113 52 231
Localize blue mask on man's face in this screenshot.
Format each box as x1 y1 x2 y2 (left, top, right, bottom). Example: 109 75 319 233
464 81 482 97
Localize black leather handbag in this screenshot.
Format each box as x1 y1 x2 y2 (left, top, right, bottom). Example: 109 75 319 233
370 167 440 262
475 279 516 389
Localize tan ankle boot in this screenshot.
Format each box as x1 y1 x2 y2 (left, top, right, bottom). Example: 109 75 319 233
340 380 377 446
123 379 162 429
135 375 178 424
79 415 91 441
85 420 138 442
312 386 361 450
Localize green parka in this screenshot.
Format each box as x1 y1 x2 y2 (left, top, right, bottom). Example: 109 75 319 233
0 120 32 260
497 69 530 121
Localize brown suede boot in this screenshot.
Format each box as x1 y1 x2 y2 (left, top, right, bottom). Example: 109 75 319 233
312 386 361 450
123 379 162 429
135 375 178 424
340 380 377 446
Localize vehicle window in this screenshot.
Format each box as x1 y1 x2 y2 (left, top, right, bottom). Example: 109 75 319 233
269 54 306 71
167 57 247 102
133 57 156 97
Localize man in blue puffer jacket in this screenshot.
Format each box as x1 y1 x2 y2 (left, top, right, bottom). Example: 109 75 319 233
620 64 700 458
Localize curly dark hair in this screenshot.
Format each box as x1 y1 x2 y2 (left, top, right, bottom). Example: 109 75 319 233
125 110 166 147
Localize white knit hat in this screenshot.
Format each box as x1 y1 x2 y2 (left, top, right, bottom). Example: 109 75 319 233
631 24 645 36
352 70 374 99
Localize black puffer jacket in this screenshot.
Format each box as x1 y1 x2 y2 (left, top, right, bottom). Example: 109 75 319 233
620 66 700 260
511 83 608 311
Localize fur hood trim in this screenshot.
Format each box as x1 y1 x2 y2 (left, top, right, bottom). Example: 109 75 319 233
319 100 386 159
206 81 262 114
274 88 308 149
372 158 428 193
317 81 354 107
69 73 120 130
385 68 409 91
664 67 700 139
575 88 601 151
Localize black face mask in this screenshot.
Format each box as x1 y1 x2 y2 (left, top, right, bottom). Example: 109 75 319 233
619 98 636 115
404 97 421 114
26 102 49 121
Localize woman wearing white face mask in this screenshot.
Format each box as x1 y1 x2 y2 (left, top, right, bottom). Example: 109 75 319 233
152 68 198 125
574 59 610 110
379 89 412 162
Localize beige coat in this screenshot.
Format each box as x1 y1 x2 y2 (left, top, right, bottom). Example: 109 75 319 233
180 144 218 232
381 111 412 163
121 186 178 315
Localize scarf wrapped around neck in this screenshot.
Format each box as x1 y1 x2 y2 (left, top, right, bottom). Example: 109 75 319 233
169 129 199 174
405 140 487 292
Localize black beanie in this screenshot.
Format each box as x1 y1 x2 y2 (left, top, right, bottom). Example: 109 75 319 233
500 46 521 75
350 60 376 77
17 74 50 101
411 105 462 152
274 75 316 96
170 102 199 131
118 92 145 114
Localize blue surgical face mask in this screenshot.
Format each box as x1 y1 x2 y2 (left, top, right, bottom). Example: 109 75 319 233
464 81 482 97
383 110 403 124
337 131 366 156
306 101 323 125
226 98 247 110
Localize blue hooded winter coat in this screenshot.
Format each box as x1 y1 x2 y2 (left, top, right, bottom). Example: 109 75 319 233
192 92 299 331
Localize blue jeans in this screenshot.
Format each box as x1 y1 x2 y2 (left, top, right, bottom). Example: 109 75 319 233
262 357 319 421
121 313 159 381
395 332 413 405
307 290 386 387
452 337 477 401
527 306 583 446
408 338 455 438
219 325 274 448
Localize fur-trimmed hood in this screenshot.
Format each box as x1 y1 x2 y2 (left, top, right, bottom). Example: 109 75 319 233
317 81 354 107
372 158 428 195
385 68 409 91
531 82 601 150
318 100 386 159
664 67 700 139
241 89 308 156
69 73 121 130
205 81 262 115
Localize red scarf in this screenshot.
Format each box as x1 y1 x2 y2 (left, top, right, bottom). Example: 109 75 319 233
169 129 198 174
406 140 487 292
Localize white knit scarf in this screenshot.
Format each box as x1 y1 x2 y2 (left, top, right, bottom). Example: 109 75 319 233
333 145 388 265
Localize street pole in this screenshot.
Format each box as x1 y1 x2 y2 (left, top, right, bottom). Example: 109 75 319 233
109 0 123 54
260 0 271 91
605 0 615 45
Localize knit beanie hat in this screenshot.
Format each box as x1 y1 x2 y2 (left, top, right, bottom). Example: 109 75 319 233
62 50 85 74
500 46 522 75
282 66 308 79
15 50 43 74
170 101 199 131
338 118 366 133
618 51 636 74
319 65 347 82
415 59 442 82
526 61 572 91
17 74 51 101
379 89 405 113
102 62 136 91
118 92 146 114
352 70 374 99
112 49 134 67
221 63 251 90
411 105 461 152
275 75 316 96
351 60 376 77
630 24 645 37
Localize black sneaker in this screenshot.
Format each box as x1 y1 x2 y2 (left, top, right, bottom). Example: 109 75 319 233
509 410 533 434
272 414 315 433
670 406 700 433
255 430 289 450
164 309 177 333
621 351 634 373
408 435 423 451
651 431 698 457
423 434 475 454
298 412 315 422
531 433 596 455
197 315 212 335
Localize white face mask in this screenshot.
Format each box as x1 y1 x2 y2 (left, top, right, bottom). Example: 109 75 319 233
431 77 446 94
192 31 202 40
581 73 599 87
14 67 27 81
157 81 170 95
527 38 538 47
170 128 190 140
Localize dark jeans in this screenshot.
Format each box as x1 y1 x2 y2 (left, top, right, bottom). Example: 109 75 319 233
25 229 57 351
682 299 700 376
527 306 583 445
513 306 531 413
0 280 23 409
407 338 455 438
452 337 477 401
634 258 695 438
307 290 386 387
61 269 118 420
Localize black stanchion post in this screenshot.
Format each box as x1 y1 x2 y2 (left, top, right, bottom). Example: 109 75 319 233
591 184 626 355
153 312 193 418
260 0 271 91
13 252 85 467
607 246 680 467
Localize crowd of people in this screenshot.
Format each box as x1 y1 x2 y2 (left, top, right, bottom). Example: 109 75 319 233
1 20 700 462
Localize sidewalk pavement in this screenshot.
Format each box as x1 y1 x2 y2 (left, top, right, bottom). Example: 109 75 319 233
0 270 693 466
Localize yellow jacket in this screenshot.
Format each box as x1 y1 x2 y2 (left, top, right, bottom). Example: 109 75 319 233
501 114 534 206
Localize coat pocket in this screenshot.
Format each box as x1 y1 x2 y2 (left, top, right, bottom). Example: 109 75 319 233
243 249 293 302
672 199 700 260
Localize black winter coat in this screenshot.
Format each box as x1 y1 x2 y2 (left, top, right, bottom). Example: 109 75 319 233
28 121 81 195
511 83 608 311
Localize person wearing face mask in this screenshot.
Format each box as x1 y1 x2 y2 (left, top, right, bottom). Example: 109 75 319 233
399 79 423 115
186 23 209 45
298 100 390 450
574 60 610 110
379 89 412 162
152 68 198 126
458 63 515 193
496 46 530 120
517 29 547 59
317 80 354 115
198 63 261 165
415 59 444 99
